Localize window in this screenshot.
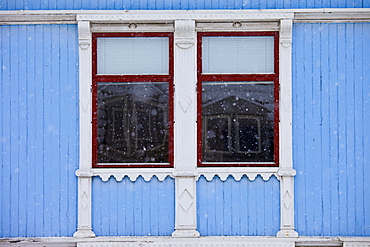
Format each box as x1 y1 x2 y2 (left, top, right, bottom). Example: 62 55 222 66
197 32 279 167
92 32 174 168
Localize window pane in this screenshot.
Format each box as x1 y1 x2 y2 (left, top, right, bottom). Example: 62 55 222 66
202 82 274 162
97 37 169 75
97 82 169 164
202 36 274 74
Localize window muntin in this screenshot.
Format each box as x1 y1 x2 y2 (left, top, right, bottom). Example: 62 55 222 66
92 33 173 168
198 32 279 167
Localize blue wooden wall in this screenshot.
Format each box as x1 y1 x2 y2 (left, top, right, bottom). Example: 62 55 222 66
0 0 368 10
0 24 79 237
292 23 370 236
1 8 369 240
197 176 280 236
92 176 175 236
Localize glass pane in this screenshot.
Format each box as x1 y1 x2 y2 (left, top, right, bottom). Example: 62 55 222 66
202 36 274 74
202 81 274 162
204 116 231 153
97 82 169 163
97 37 169 75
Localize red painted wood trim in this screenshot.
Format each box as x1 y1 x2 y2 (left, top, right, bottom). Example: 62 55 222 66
92 32 174 168
199 74 277 82
197 31 280 167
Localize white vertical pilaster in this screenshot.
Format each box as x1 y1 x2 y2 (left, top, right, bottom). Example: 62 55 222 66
172 19 200 238
276 19 298 238
74 20 95 238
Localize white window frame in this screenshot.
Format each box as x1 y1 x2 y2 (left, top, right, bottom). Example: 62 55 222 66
74 11 297 238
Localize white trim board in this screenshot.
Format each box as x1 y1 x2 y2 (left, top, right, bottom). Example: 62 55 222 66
1 236 370 246
0 9 370 24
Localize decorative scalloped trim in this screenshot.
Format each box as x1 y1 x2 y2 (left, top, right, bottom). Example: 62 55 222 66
197 167 279 181
93 168 279 182
197 172 279 181
92 168 175 182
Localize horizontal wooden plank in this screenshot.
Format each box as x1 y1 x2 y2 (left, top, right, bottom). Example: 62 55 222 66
0 10 370 25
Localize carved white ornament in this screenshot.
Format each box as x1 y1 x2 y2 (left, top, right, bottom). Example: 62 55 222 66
93 168 175 182
179 189 194 212
178 95 192 113
92 168 281 182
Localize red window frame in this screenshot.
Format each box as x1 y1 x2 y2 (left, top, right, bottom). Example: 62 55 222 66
92 32 174 168
197 31 279 167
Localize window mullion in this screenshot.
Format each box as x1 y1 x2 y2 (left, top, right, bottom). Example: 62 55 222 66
172 19 200 238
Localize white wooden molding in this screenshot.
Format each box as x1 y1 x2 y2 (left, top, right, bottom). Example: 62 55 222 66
341 237 370 247
197 167 279 181
2 236 369 246
1 9 370 25
276 19 298 238
172 19 200 238
92 167 280 182
91 23 174 33
196 22 280 32
74 20 95 239
92 168 175 182
78 238 294 247
76 11 294 22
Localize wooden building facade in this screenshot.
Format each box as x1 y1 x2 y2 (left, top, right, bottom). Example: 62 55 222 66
0 1 369 246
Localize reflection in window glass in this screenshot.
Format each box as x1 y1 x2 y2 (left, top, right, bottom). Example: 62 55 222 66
202 82 274 163
97 82 169 163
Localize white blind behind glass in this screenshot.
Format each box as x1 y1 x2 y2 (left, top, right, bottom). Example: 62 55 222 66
202 36 274 74
97 37 169 75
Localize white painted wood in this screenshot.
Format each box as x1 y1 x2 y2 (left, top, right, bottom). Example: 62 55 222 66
294 12 370 22
171 19 199 238
92 167 279 182
276 19 298 238
91 23 174 32
172 177 200 238
74 20 95 239
92 168 175 182
77 239 294 247
341 238 370 247
77 11 294 22
196 22 280 32
197 167 279 181
173 19 197 172
2 236 368 246
1 9 370 25
74 174 95 238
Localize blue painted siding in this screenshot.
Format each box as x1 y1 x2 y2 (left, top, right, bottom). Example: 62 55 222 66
0 24 79 238
0 0 368 10
197 176 280 236
92 176 175 236
292 23 370 236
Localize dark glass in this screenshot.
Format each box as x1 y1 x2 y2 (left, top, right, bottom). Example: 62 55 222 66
202 82 274 163
97 82 169 164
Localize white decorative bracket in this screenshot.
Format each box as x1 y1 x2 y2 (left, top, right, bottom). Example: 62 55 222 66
74 20 95 239
276 19 298 238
